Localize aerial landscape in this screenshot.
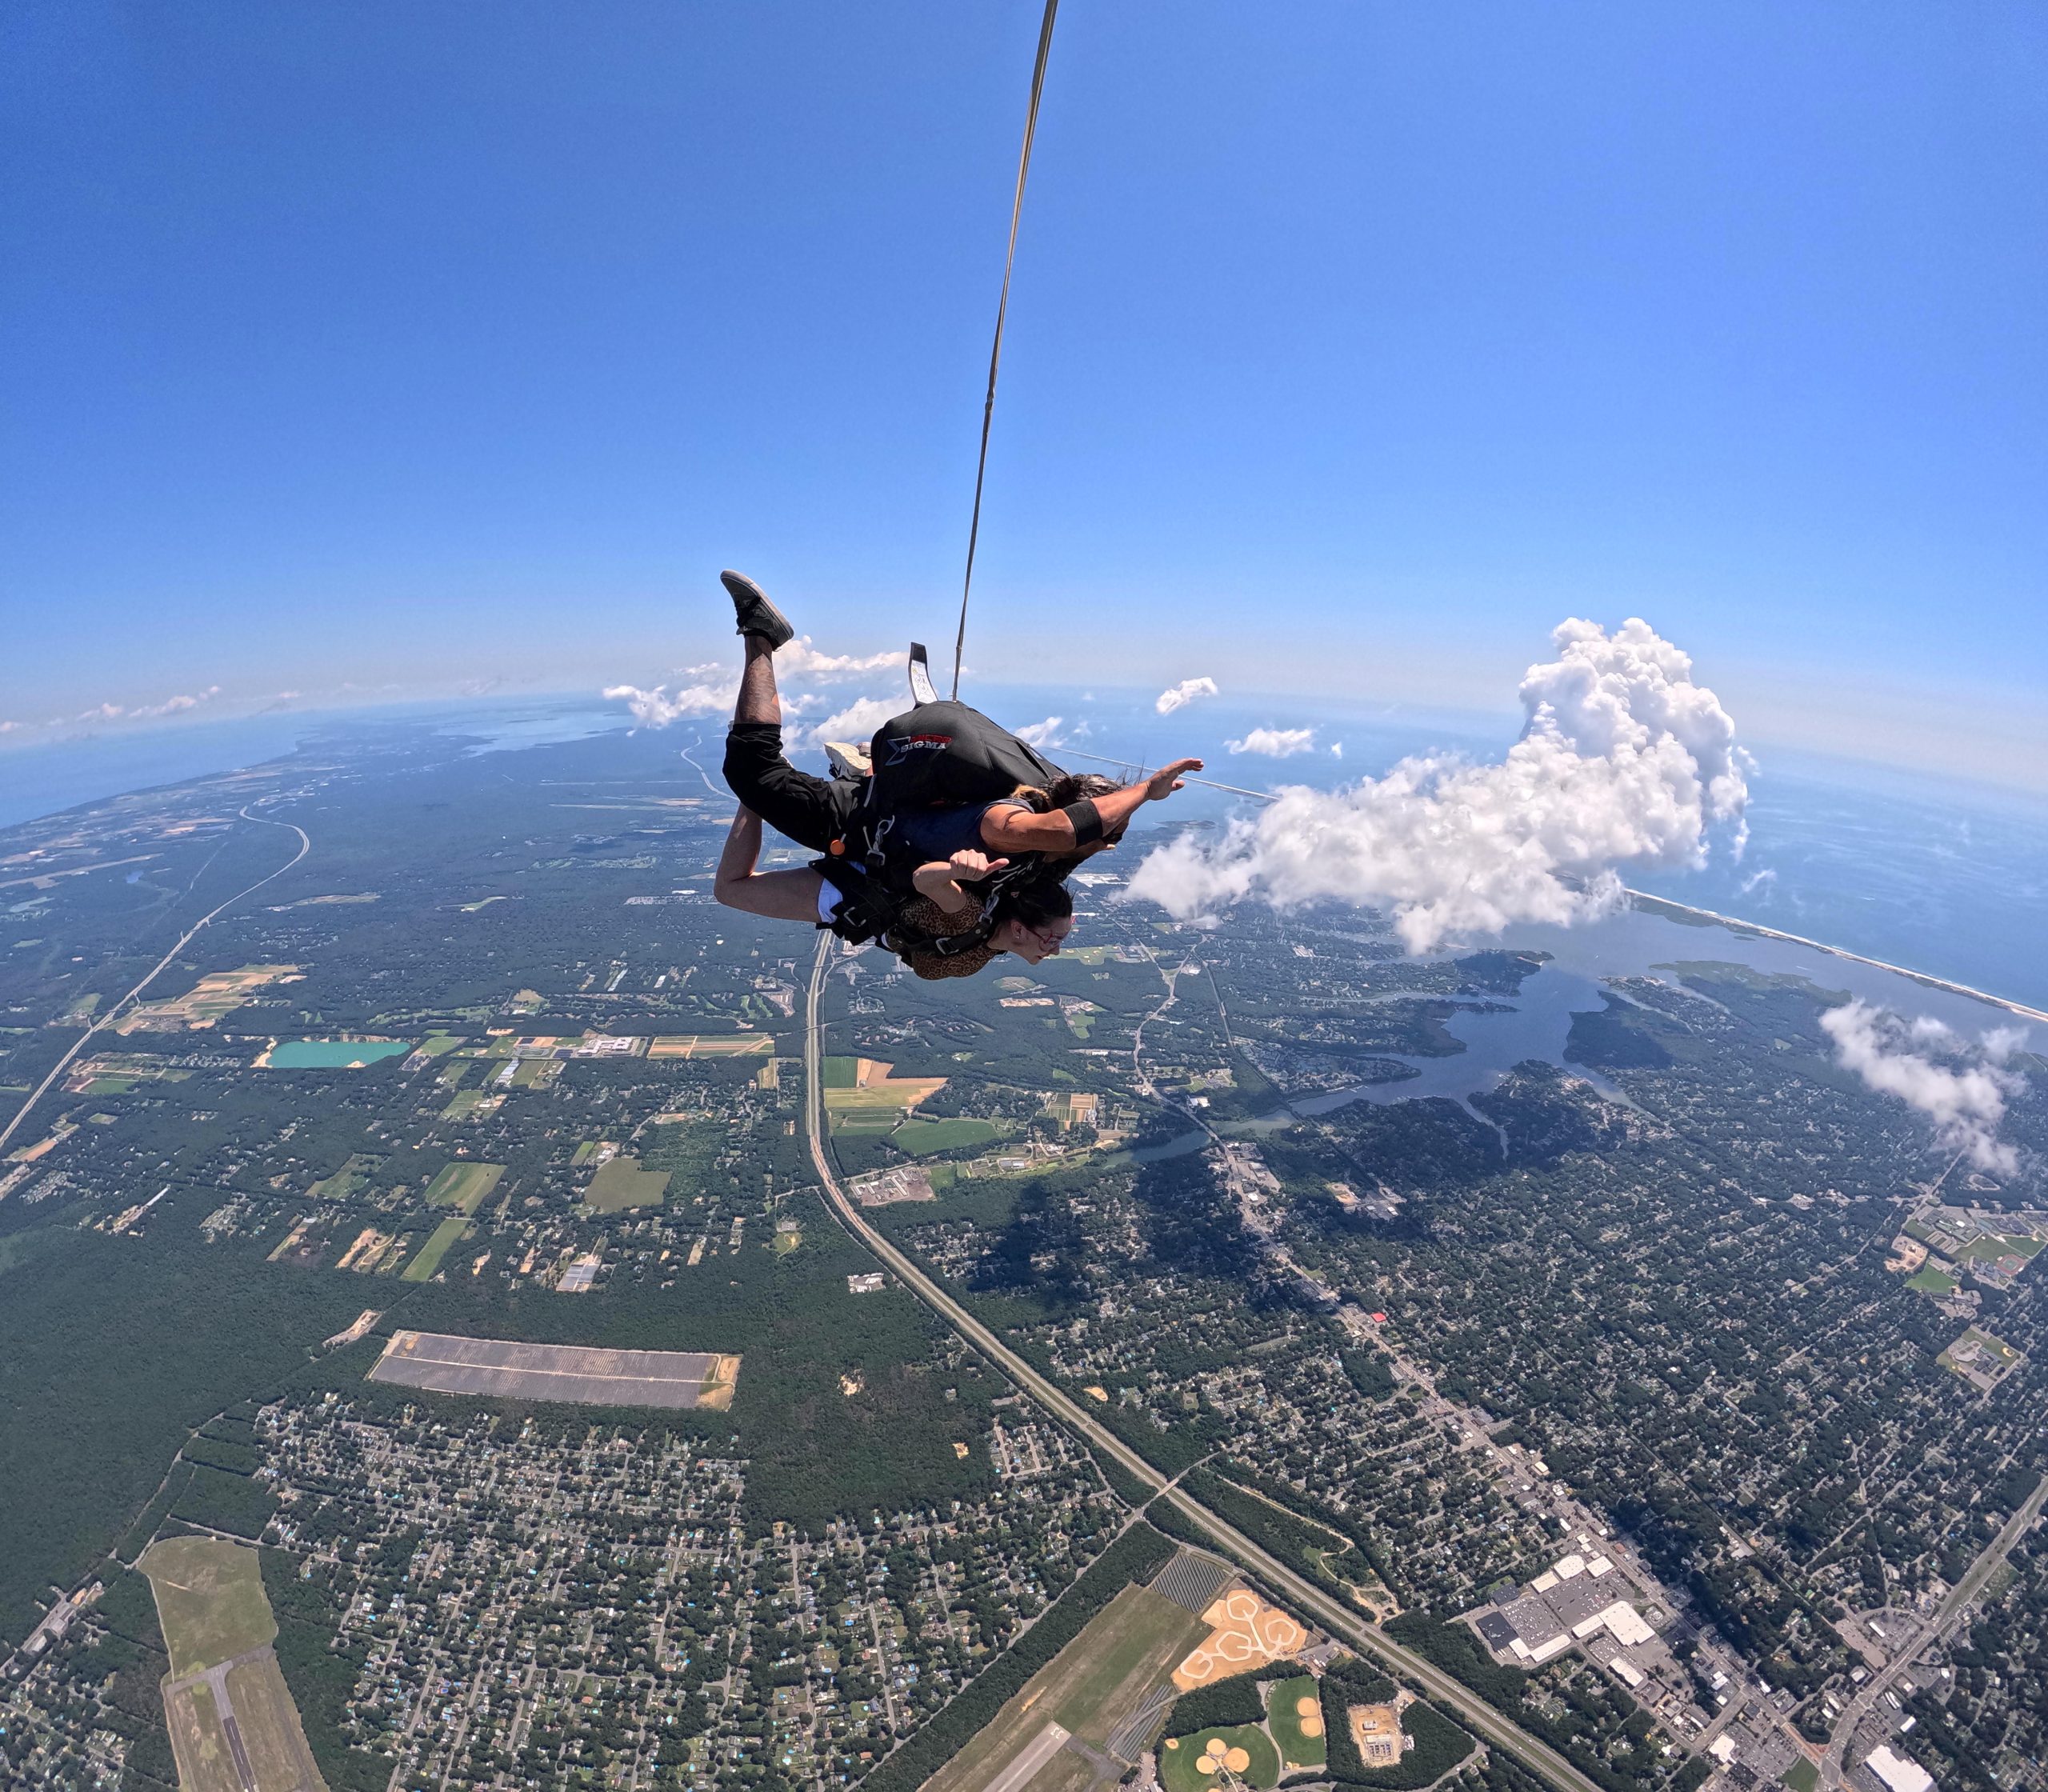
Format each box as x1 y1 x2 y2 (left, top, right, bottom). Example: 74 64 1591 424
3 6 2043 1792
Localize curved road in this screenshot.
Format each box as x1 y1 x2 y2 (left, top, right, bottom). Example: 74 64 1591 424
802 936 1598 1792
0 806 310 1155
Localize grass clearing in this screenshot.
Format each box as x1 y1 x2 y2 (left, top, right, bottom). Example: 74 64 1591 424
223 1652 327 1791
1782 1758 1820 1792
402 1215 470 1282
924 1585 1210 1792
162 1679 242 1792
892 1118 1001 1156
139 1537 277 1678
1906 1265 1958 1294
308 1154 382 1202
586 1156 670 1212
423 1162 504 1213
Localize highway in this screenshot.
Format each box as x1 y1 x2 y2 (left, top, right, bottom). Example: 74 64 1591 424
1819 1470 2048 1790
0 806 310 1155
802 935 1600 1792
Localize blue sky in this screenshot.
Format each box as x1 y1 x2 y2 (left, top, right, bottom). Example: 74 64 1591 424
3 1 2044 790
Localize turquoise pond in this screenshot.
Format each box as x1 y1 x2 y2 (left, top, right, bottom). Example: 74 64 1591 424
266 1039 414 1068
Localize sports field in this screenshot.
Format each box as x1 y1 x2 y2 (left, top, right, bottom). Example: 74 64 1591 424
1160 1722 1282 1792
140 1537 275 1677
1266 1674 1327 1771
424 1160 504 1212
369 1330 739 1409
926 1584 1210 1792
648 1033 774 1058
402 1215 470 1282
586 1155 670 1211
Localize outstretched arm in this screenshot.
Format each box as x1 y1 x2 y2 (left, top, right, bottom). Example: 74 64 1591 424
979 758 1205 854
713 806 830 922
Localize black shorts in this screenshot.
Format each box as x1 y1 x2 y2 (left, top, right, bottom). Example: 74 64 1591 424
723 722 862 856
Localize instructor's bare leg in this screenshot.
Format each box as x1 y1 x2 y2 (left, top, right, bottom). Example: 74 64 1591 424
736 635 781 727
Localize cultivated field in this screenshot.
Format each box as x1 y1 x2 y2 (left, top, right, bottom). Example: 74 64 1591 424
925 1584 1210 1792
114 963 300 1034
369 1330 739 1410
139 1538 275 1678
401 1214 470 1282
648 1033 774 1058
423 1160 505 1213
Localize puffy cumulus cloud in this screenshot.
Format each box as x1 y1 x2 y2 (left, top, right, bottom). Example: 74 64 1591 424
605 637 908 734
806 694 901 747
1228 726 1316 758
776 638 907 681
1820 1001 2028 1174
1015 716 1072 750
1155 676 1218 715
603 666 738 730
1123 618 1750 953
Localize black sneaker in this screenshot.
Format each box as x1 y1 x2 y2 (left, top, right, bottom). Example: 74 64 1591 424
721 570 794 650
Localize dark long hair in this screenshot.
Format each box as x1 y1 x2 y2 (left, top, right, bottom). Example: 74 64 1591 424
990 877 1072 932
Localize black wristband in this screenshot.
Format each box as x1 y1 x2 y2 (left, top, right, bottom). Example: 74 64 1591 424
1062 798 1106 846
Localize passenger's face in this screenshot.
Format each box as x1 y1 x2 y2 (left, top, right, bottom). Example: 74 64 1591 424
998 915 1071 963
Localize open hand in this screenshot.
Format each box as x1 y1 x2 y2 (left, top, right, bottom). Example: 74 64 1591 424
1146 758 1203 802
948 849 1010 882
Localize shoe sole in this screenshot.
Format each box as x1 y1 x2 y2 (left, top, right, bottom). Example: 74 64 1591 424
720 570 794 649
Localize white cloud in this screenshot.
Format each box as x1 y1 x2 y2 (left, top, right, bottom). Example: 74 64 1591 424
1820 1000 2027 1174
1155 676 1219 716
136 687 219 718
1015 716 1066 749
1228 726 1317 758
776 638 907 681
604 638 908 734
1739 867 1777 896
1122 618 1750 954
1330 742 1344 759
603 676 738 729
806 694 901 746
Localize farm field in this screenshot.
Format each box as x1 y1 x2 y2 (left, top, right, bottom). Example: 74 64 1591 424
424 1160 505 1213
925 1584 1210 1792
648 1033 774 1058
114 963 300 1034
402 1214 470 1282
139 1537 276 1677
586 1155 670 1211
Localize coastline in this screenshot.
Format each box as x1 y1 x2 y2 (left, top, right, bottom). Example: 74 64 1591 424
1623 890 2048 1027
